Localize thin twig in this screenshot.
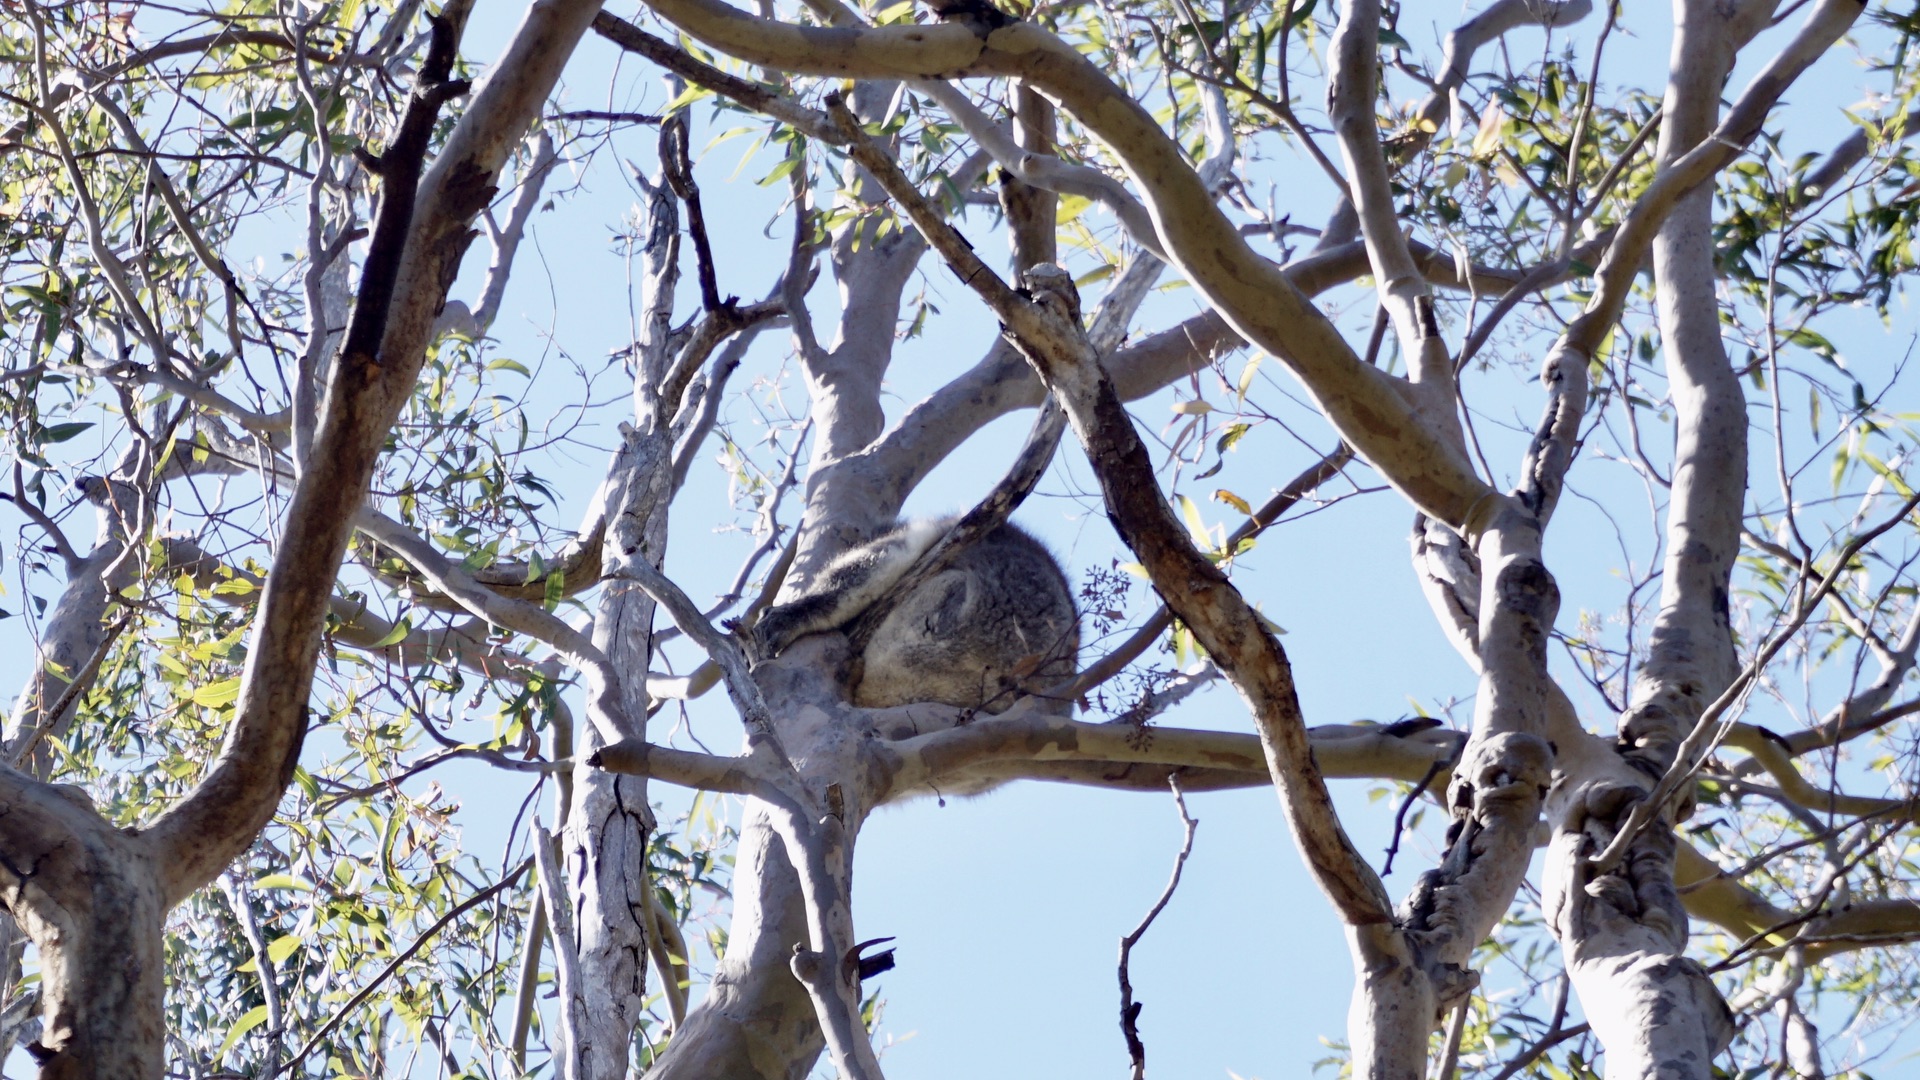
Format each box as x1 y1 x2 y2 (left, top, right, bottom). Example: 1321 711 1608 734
661 113 727 312
7 611 135 767
273 859 532 1077
1117 779 1198 1080
1057 445 1351 699
1488 976 1584 1080
1591 490 1920 872
1382 755 1446 876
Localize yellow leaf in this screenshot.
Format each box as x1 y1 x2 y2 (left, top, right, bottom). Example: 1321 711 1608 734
1236 353 1263 399
1176 494 1211 549
1471 101 1507 158
1074 263 1116 288
254 873 314 892
1213 489 1252 515
267 934 303 965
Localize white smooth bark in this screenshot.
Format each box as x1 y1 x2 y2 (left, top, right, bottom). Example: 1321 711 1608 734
1537 4 1866 1078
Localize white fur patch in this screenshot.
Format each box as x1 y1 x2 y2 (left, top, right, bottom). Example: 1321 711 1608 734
893 517 947 562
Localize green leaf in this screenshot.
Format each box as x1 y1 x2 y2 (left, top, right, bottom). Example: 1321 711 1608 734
216 1005 270 1061
661 82 712 115
757 155 802 187
192 677 242 708
369 617 412 648
253 874 315 892
41 421 93 444
266 933 303 965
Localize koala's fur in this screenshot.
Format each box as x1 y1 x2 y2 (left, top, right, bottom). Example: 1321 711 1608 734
749 518 1078 714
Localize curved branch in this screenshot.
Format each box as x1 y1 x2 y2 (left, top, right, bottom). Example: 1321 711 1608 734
1328 0 1457 398
628 0 1493 524
144 0 607 907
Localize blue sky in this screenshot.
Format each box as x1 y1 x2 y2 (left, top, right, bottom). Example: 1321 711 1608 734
6 1 1920 1076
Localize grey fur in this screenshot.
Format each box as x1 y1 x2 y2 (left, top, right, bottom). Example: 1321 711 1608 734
748 518 1078 714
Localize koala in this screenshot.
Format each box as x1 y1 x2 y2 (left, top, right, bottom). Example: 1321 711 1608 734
747 517 1078 715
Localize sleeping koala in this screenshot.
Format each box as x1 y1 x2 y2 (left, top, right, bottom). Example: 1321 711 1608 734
745 517 1078 715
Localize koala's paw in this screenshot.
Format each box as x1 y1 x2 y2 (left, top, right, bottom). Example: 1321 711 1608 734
727 616 770 667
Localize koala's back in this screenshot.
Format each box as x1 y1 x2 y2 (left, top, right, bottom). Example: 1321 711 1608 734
853 525 1077 714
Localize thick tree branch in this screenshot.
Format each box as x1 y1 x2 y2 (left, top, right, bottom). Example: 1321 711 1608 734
1328 0 1458 402
144 0 608 906
825 88 1392 922
625 0 1494 525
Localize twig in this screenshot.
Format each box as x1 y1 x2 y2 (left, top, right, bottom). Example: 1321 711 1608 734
554 108 666 124
1117 779 1198 1080
8 464 77 569
1057 445 1351 699
1382 755 1446 877
7 610 135 767
661 113 728 313
273 858 531 1077
1590 490 1920 873
1488 975 1584 1080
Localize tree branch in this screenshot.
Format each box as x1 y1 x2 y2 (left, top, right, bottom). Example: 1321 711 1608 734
144 0 608 906
626 0 1495 524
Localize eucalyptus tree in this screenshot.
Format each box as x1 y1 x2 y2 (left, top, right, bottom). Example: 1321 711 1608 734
4 0 1920 1078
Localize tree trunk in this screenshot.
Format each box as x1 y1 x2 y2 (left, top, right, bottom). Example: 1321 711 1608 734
0 782 166 1079
647 806 822 1080
1541 3 1774 1075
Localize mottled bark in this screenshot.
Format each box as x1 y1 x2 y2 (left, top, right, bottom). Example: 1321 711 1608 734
0 778 165 1078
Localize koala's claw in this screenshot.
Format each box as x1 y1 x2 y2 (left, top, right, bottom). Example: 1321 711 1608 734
727 617 771 667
